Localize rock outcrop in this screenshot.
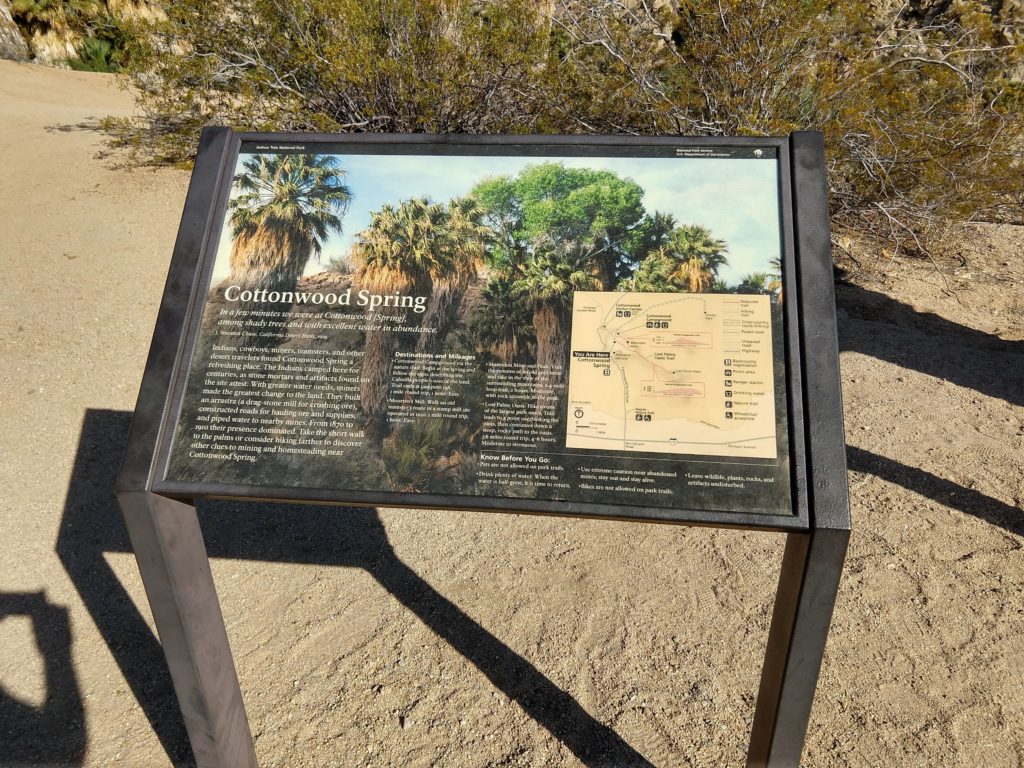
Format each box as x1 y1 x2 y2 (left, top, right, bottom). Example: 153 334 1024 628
4 0 164 66
27 26 78 66
0 1 29 61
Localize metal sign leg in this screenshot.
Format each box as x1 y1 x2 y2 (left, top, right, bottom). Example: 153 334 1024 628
117 491 258 768
746 528 849 767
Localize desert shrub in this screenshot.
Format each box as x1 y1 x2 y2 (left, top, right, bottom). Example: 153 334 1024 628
106 0 1023 250
104 0 567 164
553 0 1023 251
324 254 354 275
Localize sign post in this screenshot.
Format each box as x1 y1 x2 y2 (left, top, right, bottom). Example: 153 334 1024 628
116 128 849 767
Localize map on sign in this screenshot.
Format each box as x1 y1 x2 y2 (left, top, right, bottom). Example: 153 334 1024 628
566 291 777 458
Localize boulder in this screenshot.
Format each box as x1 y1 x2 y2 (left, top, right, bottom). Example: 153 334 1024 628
28 26 78 66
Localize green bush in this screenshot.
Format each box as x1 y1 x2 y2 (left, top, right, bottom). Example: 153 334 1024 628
68 34 112 71
106 0 1023 250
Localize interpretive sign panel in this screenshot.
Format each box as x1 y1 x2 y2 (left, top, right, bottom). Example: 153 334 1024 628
119 129 848 768
154 135 805 527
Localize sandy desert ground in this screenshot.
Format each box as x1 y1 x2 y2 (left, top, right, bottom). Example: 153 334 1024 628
1 59 1022 767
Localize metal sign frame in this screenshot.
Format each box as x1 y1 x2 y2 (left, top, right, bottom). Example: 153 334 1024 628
115 127 850 767
149 130 808 531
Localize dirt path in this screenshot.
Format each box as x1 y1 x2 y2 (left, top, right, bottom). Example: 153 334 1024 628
1 59 1022 767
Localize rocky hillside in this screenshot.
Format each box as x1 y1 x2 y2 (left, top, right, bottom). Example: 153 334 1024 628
3 1 1021 70
0 0 161 66
0 1 28 60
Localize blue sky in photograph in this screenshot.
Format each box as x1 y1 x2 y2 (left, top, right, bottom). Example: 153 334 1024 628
212 152 781 287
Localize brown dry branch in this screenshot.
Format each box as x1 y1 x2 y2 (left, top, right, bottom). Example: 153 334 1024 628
104 0 1023 254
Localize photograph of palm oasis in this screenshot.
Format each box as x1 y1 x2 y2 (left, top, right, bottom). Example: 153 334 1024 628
166 143 794 518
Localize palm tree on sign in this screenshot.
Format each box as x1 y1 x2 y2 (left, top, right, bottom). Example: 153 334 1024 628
462 276 536 363
515 236 602 409
227 153 352 293
767 256 784 304
354 198 452 296
415 197 491 358
353 198 455 440
674 255 716 293
736 273 770 294
625 247 683 292
626 224 729 294
667 225 728 291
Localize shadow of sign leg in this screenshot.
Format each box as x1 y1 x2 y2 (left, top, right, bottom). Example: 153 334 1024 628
365 540 654 767
746 529 849 767
118 490 258 768
59 408 192 764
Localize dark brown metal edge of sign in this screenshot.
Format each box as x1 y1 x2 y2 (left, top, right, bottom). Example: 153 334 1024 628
152 480 805 532
235 131 788 147
114 126 261 768
744 131 851 768
116 125 234 496
775 137 811 530
129 128 824 532
788 131 852 534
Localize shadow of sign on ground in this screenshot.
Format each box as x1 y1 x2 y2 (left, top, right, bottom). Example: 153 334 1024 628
55 406 1019 765
836 280 1023 407
845 447 1023 537
58 409 652 767
55 409 194 766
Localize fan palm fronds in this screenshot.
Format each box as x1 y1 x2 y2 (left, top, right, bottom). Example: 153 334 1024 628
227 153 351 292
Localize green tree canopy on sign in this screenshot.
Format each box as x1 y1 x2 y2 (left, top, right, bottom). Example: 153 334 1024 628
471 162 654 401
473 162 650 289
